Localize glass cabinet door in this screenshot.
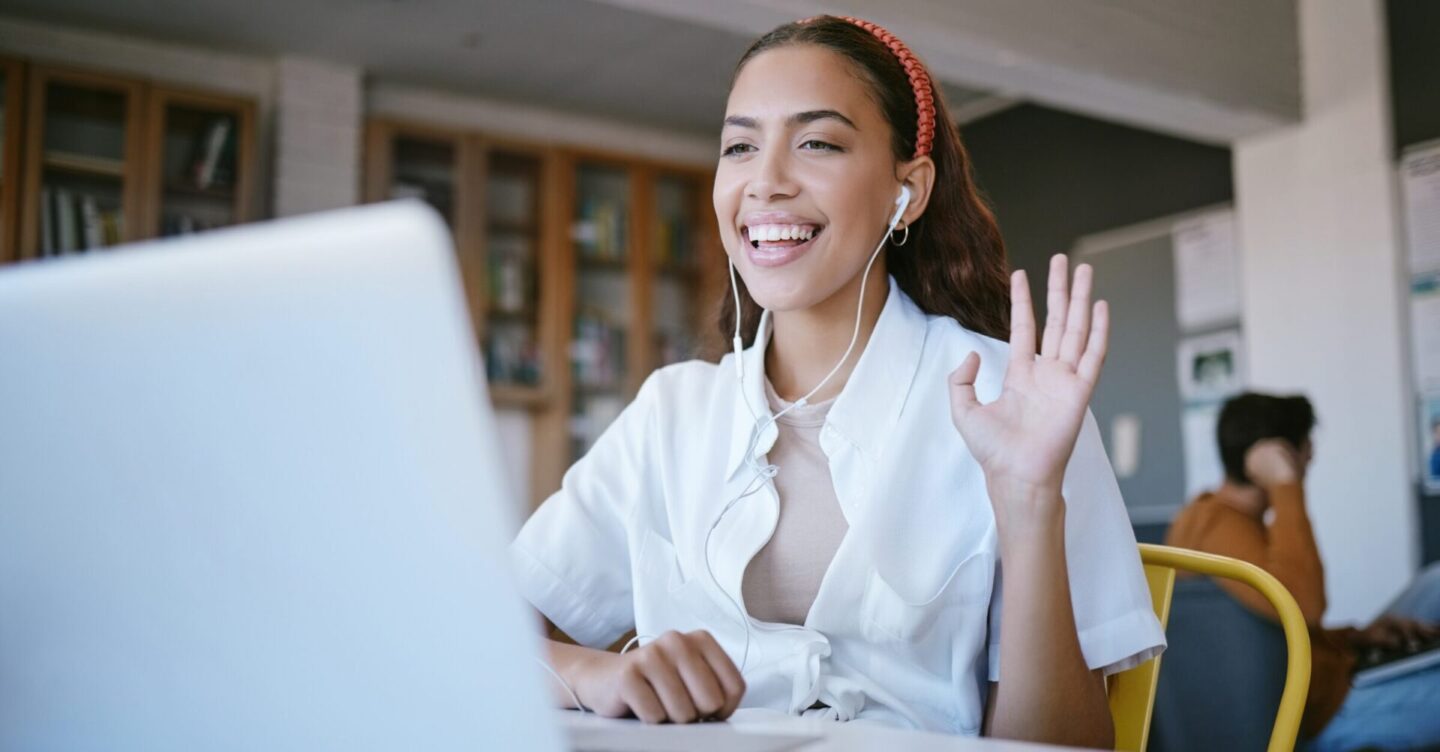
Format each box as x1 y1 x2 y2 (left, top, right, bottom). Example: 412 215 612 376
568 162 633 459
483 149 546 393
29 72 142 258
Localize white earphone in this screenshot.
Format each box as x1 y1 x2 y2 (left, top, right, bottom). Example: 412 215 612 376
705 184 913 673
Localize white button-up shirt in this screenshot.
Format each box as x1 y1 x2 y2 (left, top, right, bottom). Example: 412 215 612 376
510 278 1165 734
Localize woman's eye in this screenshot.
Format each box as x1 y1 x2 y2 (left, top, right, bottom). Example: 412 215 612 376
722 143 755 157
800 140 841 152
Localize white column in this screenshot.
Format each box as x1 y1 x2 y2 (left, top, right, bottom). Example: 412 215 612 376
273 57 362 217
1233 0 1415 623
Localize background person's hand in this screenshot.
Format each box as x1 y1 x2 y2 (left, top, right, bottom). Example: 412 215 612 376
570 630 745 724
947 254 1108 513
1244 439 1304 488
1353 614 1440 651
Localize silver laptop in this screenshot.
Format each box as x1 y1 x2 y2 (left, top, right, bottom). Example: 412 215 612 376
0 202 563 751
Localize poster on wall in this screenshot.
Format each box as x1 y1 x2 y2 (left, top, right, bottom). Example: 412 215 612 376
1413 272 1440 392
1177 329 1246 403
1423 392 1440 493
1402 141 1440 275
1181 401 1225 500
1173 211 1242 330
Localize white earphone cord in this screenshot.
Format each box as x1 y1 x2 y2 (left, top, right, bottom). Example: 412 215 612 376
713 187 911 673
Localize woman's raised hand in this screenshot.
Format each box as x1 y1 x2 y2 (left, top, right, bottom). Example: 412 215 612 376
947 254 1109 512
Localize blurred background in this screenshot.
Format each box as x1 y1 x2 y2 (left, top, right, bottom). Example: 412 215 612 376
0 0 1436 629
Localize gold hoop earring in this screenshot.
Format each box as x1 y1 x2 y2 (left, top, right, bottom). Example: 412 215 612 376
890 224 909 247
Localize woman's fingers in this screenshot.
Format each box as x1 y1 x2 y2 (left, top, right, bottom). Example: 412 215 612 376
637 643 699 723
691 631 746 719
617 661 667 723
661 636 727 719
1041 254 1069 359
1076 301 1109 385
1008 270 1036 372
1058 263 1093 366
948 351 983 423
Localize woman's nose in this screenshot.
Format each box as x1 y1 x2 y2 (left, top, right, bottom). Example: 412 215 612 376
746 149 799 201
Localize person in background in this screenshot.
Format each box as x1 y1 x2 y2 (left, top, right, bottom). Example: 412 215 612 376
1166 392 1440 751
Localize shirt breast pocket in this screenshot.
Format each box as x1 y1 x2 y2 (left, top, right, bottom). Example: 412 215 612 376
860 552 992 646
632 527 734 638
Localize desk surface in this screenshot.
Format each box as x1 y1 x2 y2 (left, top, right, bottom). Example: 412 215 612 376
560 711 1088 752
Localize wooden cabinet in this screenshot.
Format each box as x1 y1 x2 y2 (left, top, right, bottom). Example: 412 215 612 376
143 86 256 238
532 153 721 506
20 66 145 259
1 62 257 262
364 120 562 409
0 57 24 263
363 120 722 507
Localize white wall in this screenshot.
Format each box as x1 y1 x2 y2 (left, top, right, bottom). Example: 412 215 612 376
366 82 715 167
1233 0 1417 624
272 57 362 217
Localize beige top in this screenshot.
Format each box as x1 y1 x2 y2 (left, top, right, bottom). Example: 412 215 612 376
740 379 850 625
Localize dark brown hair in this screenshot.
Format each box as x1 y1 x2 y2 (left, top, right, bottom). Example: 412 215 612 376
1217 392 1317 485
717 15 1011 347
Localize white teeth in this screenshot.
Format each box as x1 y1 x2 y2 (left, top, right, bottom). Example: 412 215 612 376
746 224 819 243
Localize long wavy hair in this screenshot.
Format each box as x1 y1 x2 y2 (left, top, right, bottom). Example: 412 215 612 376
717 16 1011 347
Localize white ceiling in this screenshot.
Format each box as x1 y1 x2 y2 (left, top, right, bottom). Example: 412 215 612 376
0 0 998 136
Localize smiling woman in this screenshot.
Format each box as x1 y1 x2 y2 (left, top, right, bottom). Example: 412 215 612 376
513 15 1163 746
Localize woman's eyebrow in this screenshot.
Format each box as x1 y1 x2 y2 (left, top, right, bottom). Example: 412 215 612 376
722 110 859 131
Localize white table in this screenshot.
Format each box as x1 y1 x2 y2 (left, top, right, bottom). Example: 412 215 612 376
560 710 1091 752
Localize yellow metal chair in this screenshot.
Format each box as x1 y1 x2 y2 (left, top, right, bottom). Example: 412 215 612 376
1107 544 1312 752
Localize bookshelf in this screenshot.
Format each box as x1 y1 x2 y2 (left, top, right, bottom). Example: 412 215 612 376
481 144 554 406
528 154 720 506
143 87 256 237
5 63 258 262
364 120 559 409
362 120 718 506
0 57 24 263
566 159 638 459
20 66 145 259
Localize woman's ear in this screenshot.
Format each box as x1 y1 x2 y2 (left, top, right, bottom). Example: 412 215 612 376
896 156 937 227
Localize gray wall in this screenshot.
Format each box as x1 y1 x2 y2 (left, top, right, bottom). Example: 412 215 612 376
1389 0 1440 155
960 105 1234 541
961 104 1233 292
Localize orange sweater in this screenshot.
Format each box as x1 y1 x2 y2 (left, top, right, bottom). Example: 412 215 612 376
1165 484 1353 738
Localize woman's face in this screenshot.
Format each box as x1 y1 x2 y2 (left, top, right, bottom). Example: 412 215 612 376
714 45 906 313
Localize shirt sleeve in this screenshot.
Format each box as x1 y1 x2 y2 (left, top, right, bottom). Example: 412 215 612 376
507 375 660 649
986 410 1165 681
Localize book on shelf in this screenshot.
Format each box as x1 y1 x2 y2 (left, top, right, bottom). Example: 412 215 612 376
484 327 543 387
573 197 626 261
569 311 626 390
55 187 78 253
39 187 54 256
389 181 427 202
190 117 235 190
80 196 104 249
40 186 124 256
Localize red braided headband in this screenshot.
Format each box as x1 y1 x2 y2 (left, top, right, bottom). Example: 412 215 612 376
801 15 936 159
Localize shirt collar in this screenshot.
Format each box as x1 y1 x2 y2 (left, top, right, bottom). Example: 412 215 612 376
724 277 928 481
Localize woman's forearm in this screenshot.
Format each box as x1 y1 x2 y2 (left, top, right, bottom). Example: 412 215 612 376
543 638 614 709
986 486 1114 748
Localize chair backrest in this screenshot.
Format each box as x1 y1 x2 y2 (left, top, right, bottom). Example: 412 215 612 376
1150 576 1291 752
1108 544 1311 752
